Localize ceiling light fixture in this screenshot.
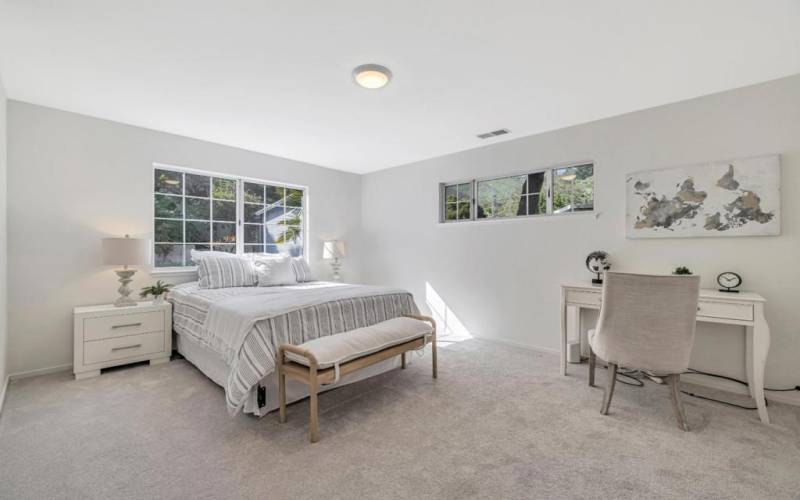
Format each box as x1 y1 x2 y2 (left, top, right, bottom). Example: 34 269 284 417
353 64 392 89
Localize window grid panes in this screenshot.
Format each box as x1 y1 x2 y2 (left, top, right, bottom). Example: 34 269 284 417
552 164 594 213
154 167 305 267
442 163 593 223
443 182 472 222
243 182 304 257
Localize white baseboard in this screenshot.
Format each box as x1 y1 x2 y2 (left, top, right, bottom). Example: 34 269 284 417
0 375 9 415
472 335 560 355
9 363 72 381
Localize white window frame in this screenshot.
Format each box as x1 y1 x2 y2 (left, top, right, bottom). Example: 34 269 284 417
151 162 308 275
439 161 595 224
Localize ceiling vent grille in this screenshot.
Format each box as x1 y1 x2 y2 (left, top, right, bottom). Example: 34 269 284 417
476 128 510 139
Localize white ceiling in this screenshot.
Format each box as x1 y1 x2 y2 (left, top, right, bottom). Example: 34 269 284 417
1 1 799 174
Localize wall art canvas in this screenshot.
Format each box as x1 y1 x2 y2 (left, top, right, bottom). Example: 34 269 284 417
626 155 780 238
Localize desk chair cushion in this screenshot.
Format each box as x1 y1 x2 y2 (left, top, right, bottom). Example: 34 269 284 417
588 272 700 375
285 317 433 369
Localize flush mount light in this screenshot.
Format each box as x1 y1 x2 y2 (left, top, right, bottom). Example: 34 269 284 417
353 64 392 89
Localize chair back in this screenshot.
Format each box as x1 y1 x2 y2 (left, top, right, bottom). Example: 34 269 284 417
591 272 700 374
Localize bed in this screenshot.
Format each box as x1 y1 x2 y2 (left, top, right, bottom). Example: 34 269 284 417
168 280 419 416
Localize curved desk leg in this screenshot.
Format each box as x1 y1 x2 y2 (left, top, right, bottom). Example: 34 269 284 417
745 326 755 399
560 289 568 376
751 304 771 424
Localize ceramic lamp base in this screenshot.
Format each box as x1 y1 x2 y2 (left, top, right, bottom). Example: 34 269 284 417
114 269 138 307
329 259 342 282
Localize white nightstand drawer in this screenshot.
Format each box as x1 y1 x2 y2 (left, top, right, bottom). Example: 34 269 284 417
83 310 164 341
84 331 166 365
696 301 753 321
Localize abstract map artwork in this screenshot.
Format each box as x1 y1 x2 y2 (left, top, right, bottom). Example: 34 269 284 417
626 155 780 238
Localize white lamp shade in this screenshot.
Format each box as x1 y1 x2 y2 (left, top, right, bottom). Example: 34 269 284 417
322 240 346 260
102 236 150 266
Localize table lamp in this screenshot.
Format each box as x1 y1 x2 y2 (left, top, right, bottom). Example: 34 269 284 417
103 234 150 307
322 240 346 282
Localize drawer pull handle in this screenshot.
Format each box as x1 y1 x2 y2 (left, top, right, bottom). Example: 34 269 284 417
112 322 142 329
111 344 142 351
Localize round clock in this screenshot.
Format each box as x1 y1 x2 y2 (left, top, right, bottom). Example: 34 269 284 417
717 272 742 293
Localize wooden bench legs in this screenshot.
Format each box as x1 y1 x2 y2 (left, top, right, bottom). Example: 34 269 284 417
277 315 437 443
432 329 438 379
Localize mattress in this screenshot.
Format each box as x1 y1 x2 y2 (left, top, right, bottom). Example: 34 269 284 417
169 281 419 415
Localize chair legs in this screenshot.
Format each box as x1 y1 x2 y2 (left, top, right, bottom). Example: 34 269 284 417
600 363 618 415
588 349 596 387
666 374 690 431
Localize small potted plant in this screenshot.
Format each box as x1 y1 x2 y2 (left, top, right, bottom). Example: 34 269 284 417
673 266 693 275
140 280 172 304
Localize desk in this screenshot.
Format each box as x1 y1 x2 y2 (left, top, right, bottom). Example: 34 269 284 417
560 283 771 424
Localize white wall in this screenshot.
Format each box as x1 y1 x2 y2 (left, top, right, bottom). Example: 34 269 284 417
361 74 800 389
0 77 8 404
7 102 362 375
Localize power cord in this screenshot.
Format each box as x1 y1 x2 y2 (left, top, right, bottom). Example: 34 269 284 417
686 368 800 392
598 365 800 410
615 368 644 387
679 368 800 410
678 390 758 411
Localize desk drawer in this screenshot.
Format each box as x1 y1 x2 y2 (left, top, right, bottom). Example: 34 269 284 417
83 310 164 341
566 289 602 307
697 301 753 321
83 331 166 365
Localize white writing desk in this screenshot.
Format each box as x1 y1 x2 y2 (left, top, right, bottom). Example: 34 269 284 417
560 283 770 423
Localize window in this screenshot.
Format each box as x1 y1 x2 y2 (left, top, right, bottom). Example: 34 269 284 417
477 172 546 219
552 164 594 213
242 181 304 255
442 182 472 221
153 165 306 268
440 163 593 223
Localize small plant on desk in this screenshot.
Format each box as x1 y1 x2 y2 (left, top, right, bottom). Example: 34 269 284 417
140 280 172 304
673 266 693 275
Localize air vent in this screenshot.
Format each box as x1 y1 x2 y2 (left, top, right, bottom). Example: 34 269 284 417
476 128 511 139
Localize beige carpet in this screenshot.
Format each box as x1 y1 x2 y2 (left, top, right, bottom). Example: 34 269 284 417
1 339 798 499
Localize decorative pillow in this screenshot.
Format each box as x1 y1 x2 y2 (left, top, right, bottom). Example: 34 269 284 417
254 256 298 287
290 257 315 282
190 249 238 264
197 257 257 289
243 251 283 258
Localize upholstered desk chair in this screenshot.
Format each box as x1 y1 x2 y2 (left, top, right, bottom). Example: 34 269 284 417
588 272 700 430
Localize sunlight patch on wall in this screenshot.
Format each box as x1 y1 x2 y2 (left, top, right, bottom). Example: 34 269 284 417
425 282 472 345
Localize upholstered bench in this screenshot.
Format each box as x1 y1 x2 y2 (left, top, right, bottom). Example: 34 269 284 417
277 314 437 442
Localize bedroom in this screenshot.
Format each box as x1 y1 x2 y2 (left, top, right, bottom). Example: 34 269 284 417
0 1 799 498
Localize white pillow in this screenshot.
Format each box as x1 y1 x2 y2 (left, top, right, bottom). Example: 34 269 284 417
197 257 257 289
190 249 238 263
242 252 284 262
290 257 315 282
254 256 298 287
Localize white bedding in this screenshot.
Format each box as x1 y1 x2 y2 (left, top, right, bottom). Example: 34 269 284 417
168 281 419 414
205 282 407 363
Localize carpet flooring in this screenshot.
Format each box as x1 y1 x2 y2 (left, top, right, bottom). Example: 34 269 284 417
0 339 798 499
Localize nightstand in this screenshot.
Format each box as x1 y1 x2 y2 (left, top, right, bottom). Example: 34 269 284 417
73 302 172 380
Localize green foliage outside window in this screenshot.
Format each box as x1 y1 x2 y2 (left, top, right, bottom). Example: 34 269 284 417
552 164 594 213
